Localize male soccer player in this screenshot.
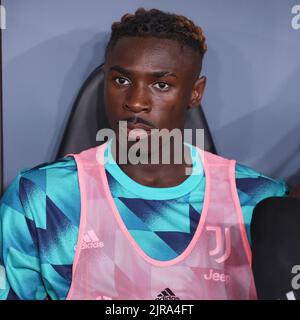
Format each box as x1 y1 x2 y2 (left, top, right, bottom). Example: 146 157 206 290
0 8 288 300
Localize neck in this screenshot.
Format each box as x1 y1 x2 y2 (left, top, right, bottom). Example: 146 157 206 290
110 139 193 187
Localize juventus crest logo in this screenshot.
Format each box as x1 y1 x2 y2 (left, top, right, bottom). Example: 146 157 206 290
206 226 231 263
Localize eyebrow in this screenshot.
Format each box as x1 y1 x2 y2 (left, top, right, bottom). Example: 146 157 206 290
109 65 177 78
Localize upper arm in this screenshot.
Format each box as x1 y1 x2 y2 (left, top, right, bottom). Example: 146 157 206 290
236 163 289 246
0 173 47 300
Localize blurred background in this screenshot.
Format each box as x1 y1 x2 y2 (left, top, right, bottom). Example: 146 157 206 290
1 0 300 191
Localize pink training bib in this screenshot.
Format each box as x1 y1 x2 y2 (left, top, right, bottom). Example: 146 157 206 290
66 142 257 300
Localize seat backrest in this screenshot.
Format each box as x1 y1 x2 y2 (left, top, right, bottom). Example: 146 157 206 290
57 64 217 158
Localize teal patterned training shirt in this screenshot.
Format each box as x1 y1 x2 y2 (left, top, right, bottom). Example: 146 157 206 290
0 144 288 299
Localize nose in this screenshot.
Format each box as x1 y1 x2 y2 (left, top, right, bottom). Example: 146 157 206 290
124 84 151 113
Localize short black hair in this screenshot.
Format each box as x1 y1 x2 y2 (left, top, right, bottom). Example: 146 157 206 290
105 8 207 66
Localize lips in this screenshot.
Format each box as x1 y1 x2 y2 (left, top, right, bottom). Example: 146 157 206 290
117 118 155 140
127 122 152 132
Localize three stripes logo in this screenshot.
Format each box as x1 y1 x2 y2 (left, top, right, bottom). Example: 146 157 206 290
155 288 180 300
74 230 104 250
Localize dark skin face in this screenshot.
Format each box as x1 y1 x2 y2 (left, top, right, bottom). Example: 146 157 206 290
103 36 206 187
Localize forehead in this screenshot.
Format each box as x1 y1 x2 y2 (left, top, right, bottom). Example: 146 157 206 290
105 36 199 76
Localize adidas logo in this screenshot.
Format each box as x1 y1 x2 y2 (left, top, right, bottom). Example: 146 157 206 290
74 230 104 250
155 288 180 300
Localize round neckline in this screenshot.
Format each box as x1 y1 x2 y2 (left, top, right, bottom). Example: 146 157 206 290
104 140 204 200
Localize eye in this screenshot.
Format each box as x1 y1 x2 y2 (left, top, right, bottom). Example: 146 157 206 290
114 77 130 86
153 82 170 91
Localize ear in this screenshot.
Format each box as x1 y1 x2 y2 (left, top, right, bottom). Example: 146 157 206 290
188 76 207 109
102 63 107 74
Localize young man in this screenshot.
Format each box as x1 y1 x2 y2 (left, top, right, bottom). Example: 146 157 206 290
0 8 287 300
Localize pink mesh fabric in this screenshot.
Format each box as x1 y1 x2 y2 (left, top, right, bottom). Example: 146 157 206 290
66 143 257 300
